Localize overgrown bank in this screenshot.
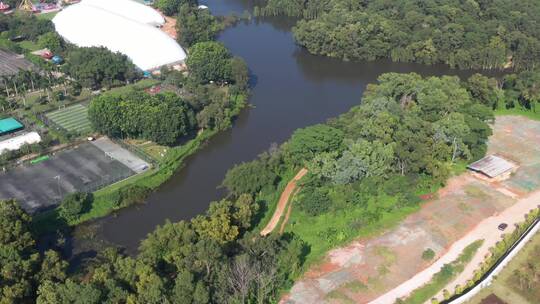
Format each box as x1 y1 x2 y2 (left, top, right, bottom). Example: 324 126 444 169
254 0 540 70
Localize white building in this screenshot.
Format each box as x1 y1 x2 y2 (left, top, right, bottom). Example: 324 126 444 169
0 132 42 155
83 0 165 27
53 0 187 71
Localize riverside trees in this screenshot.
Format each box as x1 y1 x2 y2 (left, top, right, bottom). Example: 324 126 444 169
255 0 540 70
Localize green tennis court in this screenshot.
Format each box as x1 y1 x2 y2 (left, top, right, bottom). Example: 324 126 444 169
46 104 92 134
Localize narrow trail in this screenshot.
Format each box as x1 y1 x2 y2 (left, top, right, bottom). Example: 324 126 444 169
260 168 308 236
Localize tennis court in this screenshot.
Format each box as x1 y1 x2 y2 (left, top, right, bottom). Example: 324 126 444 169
45 104 92 134
0 139 149 213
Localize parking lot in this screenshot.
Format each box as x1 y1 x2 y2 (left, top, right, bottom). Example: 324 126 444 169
0 138 148 213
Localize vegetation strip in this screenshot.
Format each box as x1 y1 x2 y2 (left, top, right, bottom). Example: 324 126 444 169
443 213 540 304
399 240 484 304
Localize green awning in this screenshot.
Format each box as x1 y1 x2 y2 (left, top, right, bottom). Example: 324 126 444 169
0 118 23 134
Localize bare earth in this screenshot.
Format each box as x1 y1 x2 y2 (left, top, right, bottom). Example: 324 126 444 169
281 116 540 304
261 168 308 236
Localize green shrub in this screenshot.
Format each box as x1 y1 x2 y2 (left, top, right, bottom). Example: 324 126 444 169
58 192 92 222
422 248 436 261
114 185 150 208
298 186 331 216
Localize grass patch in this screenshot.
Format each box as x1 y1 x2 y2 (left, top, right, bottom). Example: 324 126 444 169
285 201 421 267
495 107 540 121
400 239 484 304
344 280 368 292
325 289 355 304
18 40 40 51
37 11 59 20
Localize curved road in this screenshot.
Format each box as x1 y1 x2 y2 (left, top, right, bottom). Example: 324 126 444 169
369 189 540 304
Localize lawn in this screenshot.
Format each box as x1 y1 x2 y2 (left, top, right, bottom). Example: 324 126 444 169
495 107 540 121
36 11 58 21
45 104 92 134
124 139 169 162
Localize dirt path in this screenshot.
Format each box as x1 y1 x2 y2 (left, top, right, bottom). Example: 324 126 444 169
261 168 308 236
370 189 540 304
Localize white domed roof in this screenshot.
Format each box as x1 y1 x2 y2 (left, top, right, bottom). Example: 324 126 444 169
53 3 186 71
82 0 165 27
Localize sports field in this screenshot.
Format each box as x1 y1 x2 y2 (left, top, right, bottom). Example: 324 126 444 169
46 104 92 134
0 139 148 213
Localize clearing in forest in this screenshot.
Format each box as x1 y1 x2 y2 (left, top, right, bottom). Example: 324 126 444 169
281 116 540 304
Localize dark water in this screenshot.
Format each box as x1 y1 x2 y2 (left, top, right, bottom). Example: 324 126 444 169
89 0 497 254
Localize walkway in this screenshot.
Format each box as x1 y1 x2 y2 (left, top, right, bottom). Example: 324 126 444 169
260 168 308 236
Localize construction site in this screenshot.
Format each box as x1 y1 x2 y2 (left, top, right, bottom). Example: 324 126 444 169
282 115 540 304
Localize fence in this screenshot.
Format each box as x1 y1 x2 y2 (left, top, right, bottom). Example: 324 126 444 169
445 216 540 304
110 137 158 168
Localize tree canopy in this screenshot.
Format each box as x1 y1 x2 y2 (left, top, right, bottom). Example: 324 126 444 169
256 0 540 70
186 41 233 84
88 90 195 145
63 47 140 89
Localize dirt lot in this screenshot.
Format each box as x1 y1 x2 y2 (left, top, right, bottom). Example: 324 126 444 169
281 116 540 304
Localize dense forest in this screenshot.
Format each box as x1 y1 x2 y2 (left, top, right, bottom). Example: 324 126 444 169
255 0 540 70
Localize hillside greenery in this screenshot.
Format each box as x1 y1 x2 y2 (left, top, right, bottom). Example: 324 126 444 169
5 70 540 303
255 0 540 70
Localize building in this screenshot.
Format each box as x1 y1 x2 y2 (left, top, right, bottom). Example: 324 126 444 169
53 0 187 71
0 132 41 155
0 117 24 136
83 0 165 27
0 49 34 77
467 155 516 180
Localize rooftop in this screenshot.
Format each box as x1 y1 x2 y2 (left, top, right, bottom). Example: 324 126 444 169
468 155 515 178
0 49 34 77
0 117 24 135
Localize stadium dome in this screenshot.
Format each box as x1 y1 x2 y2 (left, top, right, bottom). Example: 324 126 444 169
82 0 165 27
53 2 186 71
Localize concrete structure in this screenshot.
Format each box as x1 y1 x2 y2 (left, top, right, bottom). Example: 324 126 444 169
468 155 516 180
0 132 41 155
53 0 187 71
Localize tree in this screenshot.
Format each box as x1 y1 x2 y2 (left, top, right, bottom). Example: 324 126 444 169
58 192 92 222
422 248 436 261
37 32 64 53
297 186 331 216
186 42 233 84
284 124 344 165
88 90 195 145
230 56 249 91
64 47 140 89
0 200 67 303
466 74 500 109
221 160 277 196
154 0 196 16
177 4 221 47
36 280 102 304
433 113 472 162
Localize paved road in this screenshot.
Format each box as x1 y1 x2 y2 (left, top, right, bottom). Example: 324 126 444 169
369 189 540 304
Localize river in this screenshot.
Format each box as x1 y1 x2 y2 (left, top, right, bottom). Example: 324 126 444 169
85 0 496 254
